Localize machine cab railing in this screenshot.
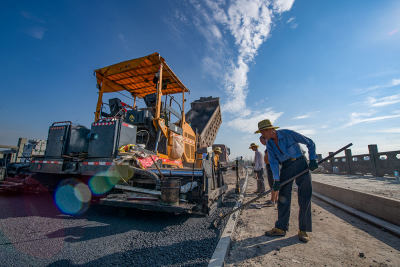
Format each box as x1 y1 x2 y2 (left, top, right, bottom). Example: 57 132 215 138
94 52 196 165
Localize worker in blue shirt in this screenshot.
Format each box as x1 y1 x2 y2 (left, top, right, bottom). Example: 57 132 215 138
256 119 318 243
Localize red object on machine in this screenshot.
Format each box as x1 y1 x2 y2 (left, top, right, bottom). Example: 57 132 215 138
0 175 48 194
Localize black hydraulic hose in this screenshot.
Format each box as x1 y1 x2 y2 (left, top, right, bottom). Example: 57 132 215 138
131 166 161 190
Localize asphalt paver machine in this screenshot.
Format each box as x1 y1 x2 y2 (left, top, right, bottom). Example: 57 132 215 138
29 53 225 214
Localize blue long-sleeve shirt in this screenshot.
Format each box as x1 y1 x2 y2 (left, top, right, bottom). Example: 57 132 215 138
264 129 316 181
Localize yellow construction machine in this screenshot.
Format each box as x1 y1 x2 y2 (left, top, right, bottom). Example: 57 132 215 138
28 52 225 214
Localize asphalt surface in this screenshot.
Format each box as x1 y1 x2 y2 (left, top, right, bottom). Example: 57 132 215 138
0 180 239 266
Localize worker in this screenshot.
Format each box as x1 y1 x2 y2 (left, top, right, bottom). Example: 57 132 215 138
256 119 318 243
213 147 223 187
213 147 222 168
249 143 266 195
249 143 274 206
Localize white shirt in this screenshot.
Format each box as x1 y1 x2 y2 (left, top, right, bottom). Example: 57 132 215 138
254 150 264 171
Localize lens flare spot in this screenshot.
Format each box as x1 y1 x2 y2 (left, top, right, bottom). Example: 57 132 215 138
88 171 121 195
113 165 135 180
54 179 91 215
74 183 91 203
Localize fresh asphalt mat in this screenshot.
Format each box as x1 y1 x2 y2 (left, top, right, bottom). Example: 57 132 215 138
0 171 242 267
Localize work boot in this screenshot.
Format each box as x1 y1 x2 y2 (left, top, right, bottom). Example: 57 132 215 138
298 230 310 243
265 227 286 237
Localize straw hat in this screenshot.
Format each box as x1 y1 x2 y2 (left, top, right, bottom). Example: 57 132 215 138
249 143 258 149
254 119 279 134
213 147 222 154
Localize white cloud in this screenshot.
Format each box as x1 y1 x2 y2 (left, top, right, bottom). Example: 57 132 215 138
227 107 283 133
192 0 295 114
286 16 298 29
359 78 400 93
273 0 295 13
254 97 268 106
293 113 310 120
376 128 400 133
367 93 400 107
202 56 224 80
345 111 400 127
299 129 315 136
26 26 47 40
210 24 222 39
281 125 316 136
361 70 400 79
224 58 251 113
287 17 295 23
174 9 188 24
289 22 298 29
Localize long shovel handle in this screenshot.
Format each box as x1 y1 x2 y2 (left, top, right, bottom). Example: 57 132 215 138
215 143 353 223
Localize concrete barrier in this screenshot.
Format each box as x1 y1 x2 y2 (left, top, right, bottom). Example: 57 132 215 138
312 181 400 226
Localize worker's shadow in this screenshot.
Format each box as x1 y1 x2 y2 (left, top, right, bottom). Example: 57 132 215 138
312 197 400 251
225 235 300 264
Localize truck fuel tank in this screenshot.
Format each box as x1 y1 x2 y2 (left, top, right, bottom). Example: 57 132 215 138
44 121 90 158
87 119 137 158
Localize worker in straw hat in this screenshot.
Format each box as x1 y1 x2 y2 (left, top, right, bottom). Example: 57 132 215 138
256 119 318 243
213 146 222 168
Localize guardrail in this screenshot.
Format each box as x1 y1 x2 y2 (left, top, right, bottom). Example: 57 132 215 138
316 144 400 177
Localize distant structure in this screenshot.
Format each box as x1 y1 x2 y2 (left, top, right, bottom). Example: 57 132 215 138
0 138 46 166
317 144 400 177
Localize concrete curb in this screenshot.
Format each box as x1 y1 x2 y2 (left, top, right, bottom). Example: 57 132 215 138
208 169 249 267
313 192 400 237
312 180 400 225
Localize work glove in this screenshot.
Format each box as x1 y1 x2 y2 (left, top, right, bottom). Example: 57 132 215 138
272 180 280 191
308 159 318 171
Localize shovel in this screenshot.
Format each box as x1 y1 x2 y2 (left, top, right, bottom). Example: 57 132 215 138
212 143 353 228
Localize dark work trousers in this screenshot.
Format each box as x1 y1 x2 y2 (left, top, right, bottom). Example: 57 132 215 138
254 170 265 193
275 156 312 232
266 164 274 189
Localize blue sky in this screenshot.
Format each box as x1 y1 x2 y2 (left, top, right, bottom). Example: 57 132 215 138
1 0 399 159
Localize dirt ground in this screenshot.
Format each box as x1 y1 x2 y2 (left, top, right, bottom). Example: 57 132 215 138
226 174 400 267
313 173 400 200
223 168 246 195
224 169 241 188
